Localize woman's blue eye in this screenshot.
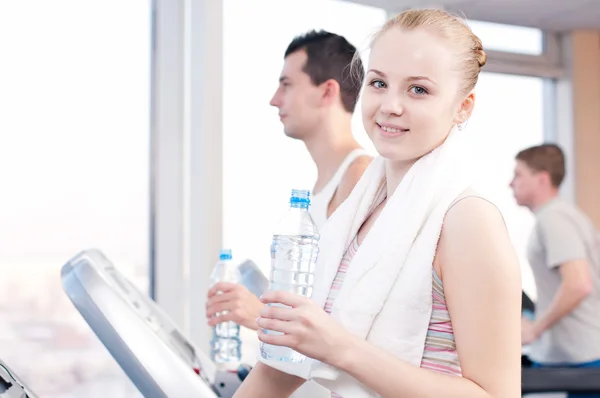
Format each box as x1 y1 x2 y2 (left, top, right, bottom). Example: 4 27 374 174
370 80 386 89
411 86 428 95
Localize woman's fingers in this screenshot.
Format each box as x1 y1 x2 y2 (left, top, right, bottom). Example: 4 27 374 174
259 304 297 321
257 328 299 348
260 290 309 308
256 316 298 334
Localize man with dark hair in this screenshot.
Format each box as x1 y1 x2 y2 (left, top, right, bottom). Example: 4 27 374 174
282 29 363 115
511 143 600 396
270 29 371 228
206 30 370 397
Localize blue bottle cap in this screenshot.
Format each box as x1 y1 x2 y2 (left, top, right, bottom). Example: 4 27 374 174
290 189 311 208
219 249 232 261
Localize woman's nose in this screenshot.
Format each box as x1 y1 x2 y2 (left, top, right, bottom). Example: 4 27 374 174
379 92 403 116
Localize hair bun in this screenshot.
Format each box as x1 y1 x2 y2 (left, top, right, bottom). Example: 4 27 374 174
476 48 487 68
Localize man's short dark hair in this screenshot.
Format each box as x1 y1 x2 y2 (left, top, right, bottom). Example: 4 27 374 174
516 143 566 188
285 30 363 113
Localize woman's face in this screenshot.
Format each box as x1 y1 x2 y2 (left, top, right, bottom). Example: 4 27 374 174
361 27 474 163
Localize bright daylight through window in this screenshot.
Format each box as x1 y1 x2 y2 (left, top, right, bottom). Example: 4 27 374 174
0 1 150 397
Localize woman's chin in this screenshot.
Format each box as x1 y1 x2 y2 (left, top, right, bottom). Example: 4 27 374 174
373 144 405 161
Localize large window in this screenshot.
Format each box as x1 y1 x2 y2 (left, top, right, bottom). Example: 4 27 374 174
468 20 544 55
468 72 545 299
0 1 150 397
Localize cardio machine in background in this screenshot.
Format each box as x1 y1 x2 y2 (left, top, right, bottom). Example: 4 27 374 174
520 291 600 396
60 249 252 398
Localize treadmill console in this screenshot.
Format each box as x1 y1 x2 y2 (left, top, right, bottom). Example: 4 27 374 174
0 359 38 398
61 249 222 398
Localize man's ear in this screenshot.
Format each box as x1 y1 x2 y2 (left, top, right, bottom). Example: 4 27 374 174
538 170 553 188
320 79 341 107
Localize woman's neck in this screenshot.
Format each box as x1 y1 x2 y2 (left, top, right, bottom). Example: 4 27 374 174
384 158 418 199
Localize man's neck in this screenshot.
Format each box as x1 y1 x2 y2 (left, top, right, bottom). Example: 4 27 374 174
303 121 362 194
531 190 560 212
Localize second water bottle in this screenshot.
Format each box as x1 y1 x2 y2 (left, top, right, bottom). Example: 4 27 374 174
209 249 242 368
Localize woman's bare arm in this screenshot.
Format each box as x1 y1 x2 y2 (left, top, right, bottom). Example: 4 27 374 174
326 197 522 397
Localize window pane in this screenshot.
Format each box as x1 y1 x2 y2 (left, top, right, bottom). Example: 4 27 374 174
469 72 546 300
0 1 150 397
468 20 544 55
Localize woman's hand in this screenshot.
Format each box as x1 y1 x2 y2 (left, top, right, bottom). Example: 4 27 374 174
257 291 354 366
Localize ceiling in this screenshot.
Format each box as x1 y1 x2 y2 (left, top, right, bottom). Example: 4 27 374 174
341 0 600 31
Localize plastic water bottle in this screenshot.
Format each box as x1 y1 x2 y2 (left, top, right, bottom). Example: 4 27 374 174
210 249 242 367
260 189 320 363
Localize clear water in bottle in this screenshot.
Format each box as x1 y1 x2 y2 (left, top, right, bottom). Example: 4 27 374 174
260 189 320 363
210 249 242 367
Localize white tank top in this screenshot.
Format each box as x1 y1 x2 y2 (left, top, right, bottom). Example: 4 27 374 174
309 149 369 229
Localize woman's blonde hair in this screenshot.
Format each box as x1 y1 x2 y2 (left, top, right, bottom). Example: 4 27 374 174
355 9 487 94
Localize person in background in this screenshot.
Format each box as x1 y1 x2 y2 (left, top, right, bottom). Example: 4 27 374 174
206 30 371 397
511 143 600 398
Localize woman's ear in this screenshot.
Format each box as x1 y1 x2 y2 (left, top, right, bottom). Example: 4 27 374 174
454 91 476 125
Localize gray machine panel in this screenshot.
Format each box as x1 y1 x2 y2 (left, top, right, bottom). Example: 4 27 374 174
0 359 38 398
61 249 219 398
237 260 269 299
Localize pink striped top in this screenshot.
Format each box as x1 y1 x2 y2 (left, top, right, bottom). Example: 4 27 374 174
324 227 461 397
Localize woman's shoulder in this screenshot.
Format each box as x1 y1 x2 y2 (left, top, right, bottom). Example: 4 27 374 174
436 188 520 281
444 188 506 235
447 188 499 212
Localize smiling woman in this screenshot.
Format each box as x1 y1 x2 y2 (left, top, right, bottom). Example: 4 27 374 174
233 8 522 398
359 20 483 168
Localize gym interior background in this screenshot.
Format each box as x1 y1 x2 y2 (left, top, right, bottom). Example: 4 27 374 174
1 0 599 396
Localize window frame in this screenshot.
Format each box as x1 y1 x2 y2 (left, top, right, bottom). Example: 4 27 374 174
149 0 222 353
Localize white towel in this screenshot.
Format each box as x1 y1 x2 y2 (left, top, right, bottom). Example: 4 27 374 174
259 128 476 397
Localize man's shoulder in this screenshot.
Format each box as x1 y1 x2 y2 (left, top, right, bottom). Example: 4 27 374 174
339 155 372 187
537 198 589 229
348 153 373 168
328 154 373 215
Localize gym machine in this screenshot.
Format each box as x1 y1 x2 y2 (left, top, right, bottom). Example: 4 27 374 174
0 359 38 398
522 366 600 395
12 262 600 397
61 249 249 398
521 291 600 396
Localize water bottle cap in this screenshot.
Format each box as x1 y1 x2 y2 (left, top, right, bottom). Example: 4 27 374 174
290 189 311 208
219 249 232 261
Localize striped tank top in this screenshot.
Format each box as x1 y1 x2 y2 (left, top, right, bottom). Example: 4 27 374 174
324 206 461 397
